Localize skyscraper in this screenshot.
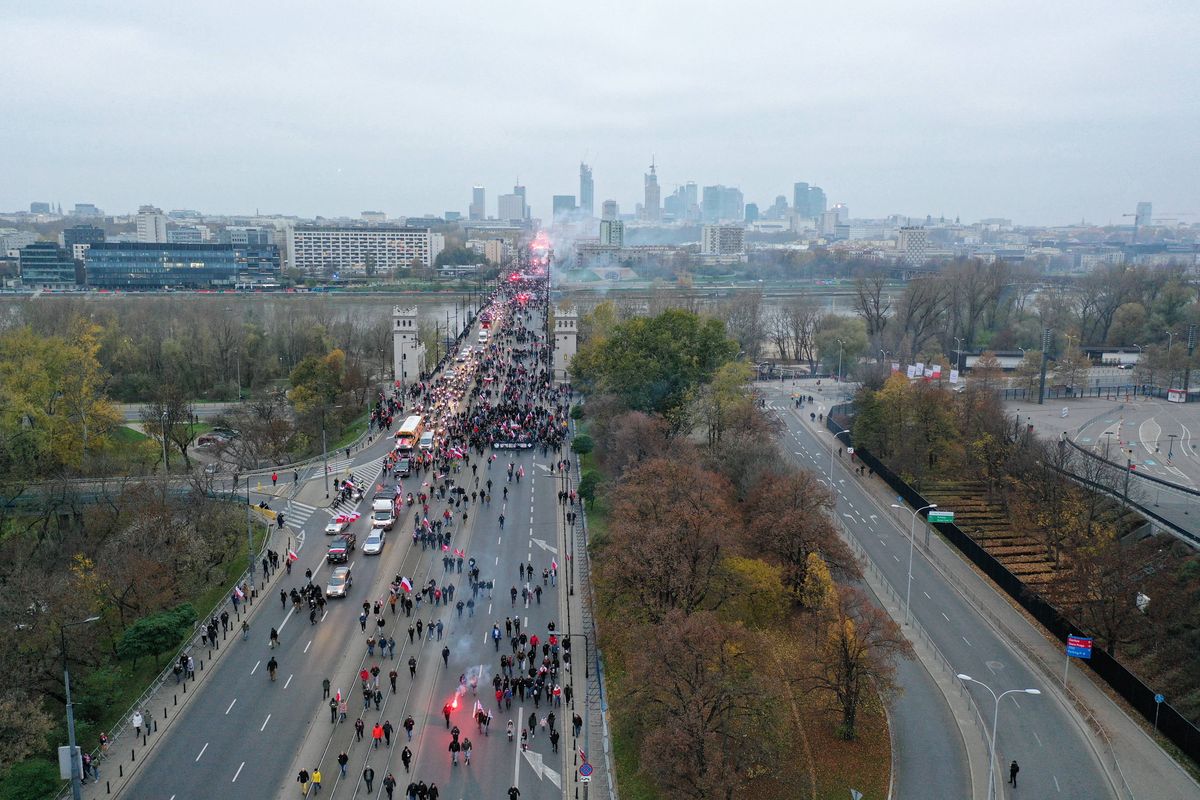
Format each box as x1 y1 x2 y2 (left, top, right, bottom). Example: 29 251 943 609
136 205 168 243
579 163 594 217
744 203 759 223
1135 201 1152 228
642 159 661 222
498 193 525 221
552 195 577 219
701 185 744 223
793 182 810 216
599 219 624 247
513 184 527 219
601 200 619 221
469 186 486 221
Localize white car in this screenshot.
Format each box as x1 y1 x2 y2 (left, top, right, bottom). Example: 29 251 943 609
363 530 385 555
324 518 350 536
326 566 353 598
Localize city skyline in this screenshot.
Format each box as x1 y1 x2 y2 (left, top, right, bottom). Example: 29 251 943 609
4 2 1198 224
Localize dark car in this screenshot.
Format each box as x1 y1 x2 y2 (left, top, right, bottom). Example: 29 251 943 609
396 457 411 477
326 533 356 563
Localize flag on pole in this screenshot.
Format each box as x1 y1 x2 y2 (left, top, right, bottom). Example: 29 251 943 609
287 548 299 562
442 544 450 552
233 586 245 600
579 747 588 763
400 576 413 593
551 559 558 571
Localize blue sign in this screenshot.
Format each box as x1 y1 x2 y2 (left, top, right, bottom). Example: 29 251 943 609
1155 694 1164 704
579 763 594 777
1067 635 1093 659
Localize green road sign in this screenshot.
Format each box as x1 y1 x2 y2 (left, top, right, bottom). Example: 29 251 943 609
928 510 955 523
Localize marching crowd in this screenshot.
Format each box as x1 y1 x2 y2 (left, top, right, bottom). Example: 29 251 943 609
285 276 579 798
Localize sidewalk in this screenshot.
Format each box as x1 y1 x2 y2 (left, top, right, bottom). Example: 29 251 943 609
792 402 1200 800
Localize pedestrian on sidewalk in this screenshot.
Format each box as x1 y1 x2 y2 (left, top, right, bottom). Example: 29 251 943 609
1009 761 1019 787
322 677 330 699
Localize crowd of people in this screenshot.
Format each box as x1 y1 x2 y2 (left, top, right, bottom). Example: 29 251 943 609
279 275 580 796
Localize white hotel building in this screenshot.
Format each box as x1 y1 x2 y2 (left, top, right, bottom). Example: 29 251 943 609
285 226 444 274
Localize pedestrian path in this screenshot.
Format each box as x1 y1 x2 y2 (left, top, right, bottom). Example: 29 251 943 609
282 500 322 531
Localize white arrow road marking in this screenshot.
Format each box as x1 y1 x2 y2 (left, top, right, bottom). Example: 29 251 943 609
531 537 558 555
522 749 561 787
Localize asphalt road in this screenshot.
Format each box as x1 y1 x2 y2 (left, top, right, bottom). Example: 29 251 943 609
124 307 570 799
761 382 1115 800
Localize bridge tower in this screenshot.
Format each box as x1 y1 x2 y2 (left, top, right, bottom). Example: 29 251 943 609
393 306 425 388
553 306 578 383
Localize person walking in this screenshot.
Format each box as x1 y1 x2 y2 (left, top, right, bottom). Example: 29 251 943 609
355 718 365 741
448 737 461 765
409 655 418 678
322 677 331 699
389 668 399 692
296 769 310 796
363 766 375 793
1009 760 1019 788
441 645 450 666
329 698 338 723
382 772 397 800
132 710 144 738
400 745 412 773
337 751 349 778
372 722 384 749
383 719 394 746
310 768 322 794
462 737 472 765
403 715 415 741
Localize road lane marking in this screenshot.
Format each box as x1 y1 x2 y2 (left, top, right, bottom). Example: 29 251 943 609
1033 731 1043 747
284 673 293 689
196 742 208 761
514 704 525 787
304 639 312 653
260 714 271 731
923 592 931 600
893 555 900 562
962 637 971 647
250 660 260 675
1010 697 1020 709
232 761 245 782
941 613 950 622
1053 774 1060 792
226 698 237 714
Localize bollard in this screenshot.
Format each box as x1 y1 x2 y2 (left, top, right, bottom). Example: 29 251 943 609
153 719 158 731
182 681 187 693
131 749 135 762
200 659 204 671
174 694 177 705
142 734 147 746
119 765 123 778
107 781 111 794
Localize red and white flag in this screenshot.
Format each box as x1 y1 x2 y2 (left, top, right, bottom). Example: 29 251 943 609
442 544 450 552
400 576 413 593
551 559 558 571
233 586 245 600
579 747 588 763
287 548 299 562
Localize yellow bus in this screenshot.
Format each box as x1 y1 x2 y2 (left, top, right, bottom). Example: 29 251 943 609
394 415 424 453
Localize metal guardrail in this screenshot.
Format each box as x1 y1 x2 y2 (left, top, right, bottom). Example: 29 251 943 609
1063 437 1200 500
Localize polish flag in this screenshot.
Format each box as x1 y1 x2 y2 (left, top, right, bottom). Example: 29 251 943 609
233 586 245 600
442 544 450 552
287 549 299 562
551 559 558 571
400 577 413 593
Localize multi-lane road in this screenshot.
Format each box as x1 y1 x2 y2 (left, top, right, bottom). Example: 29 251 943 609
124 310 571 799
760 381 1115 800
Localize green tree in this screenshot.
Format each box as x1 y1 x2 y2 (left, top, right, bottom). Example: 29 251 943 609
0 759 59 800
0 689 55 769
289 349 346 413
570 434 594 456
570 309 738 419
116 603 198 667
814 315 868 378
577 469 601 509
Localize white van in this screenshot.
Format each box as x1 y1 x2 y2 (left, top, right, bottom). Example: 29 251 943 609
418 431 435 451
477 331 488 344
371 498 395 530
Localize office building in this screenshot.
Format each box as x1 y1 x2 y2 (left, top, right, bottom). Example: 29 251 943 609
136 205 168 243
599 219 625 247
833 203 849 223
601 200 619 221
85 242 280 289
642 159 661 221
361 211 387 223
513 184 528 219
0 229 38 257
700 225 746 263
579 163 594 217
19 242 77 289
498 193 525 221
167 225 205 244
29 202 52 214
484 239 508 265
793 182 827 219
70 203 104 218
744 203 759 223
552 195 577 219
286 226 441 274
1135 201 1152 228
63 224 106 261
219 226 274 246
898 226 929 265
469 186 486 221
701 185 744 223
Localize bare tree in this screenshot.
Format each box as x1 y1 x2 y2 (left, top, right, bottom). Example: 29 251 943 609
852 266 891 340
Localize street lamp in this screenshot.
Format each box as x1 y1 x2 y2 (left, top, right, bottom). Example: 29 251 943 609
954 336 963 373
836 338 845 386
160 411 169 477
62 615 101 800
956 675 1041 800
891 502 936 624
1166 330 1177 354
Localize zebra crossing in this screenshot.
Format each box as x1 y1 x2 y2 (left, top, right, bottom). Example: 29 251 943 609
282 500 322 531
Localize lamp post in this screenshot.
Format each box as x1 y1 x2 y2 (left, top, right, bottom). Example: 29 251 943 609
956 675 1041 800
62 615 101 800
954 336 963 374
1166 330 1177 354
837 338 845 387
160 411 169 477
891 502 936 624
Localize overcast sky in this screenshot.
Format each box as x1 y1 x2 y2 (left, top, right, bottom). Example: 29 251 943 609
4 1 1197 225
